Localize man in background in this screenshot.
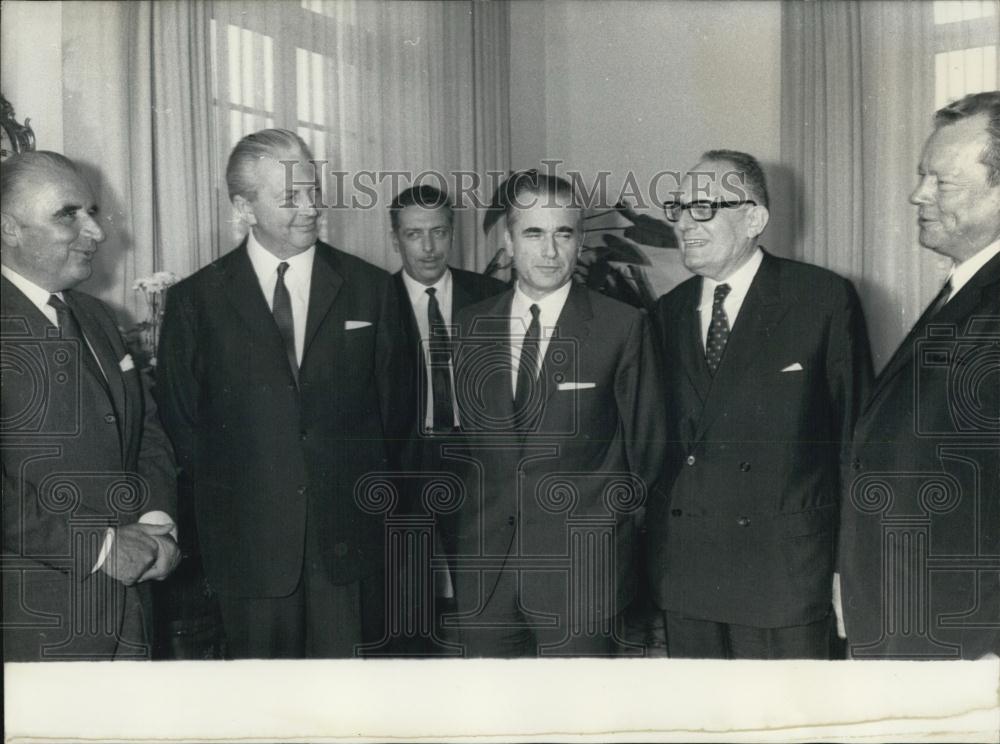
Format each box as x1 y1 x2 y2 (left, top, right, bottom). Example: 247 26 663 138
389 185 505 651
838 91 1000 659
156 129 412 658
451 172 666 657
647 149 873 659
1 151 179 661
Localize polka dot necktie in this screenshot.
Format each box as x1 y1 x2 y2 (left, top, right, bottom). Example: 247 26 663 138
705 283 732 376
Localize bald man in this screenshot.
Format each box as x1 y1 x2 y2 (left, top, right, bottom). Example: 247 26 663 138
1 151 179 661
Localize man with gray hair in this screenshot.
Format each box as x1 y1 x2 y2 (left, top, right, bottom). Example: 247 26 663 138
157 129 412 658
838 91 1000 659
646 149 873 659
2 151 179 661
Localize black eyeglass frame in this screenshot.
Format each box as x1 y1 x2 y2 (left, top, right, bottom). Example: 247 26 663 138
661 199 758 223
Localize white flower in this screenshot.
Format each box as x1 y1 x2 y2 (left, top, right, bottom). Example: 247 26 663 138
133 271 179 294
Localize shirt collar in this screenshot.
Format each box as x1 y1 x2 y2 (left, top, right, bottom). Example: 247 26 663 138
246 229 316 285
949 238 1000 296
699 247 764 307
511 279 573 329
401 267 452 305
1 264 63 314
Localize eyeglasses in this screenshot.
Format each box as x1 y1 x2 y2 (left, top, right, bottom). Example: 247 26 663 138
662 199 757 223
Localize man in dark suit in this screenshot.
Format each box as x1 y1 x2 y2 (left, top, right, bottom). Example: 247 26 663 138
646 150 873 659
390 184 506 436
450 172 667 657
156 129 412 659
838 92 1000 660
1 151 179 661
388 185 505 648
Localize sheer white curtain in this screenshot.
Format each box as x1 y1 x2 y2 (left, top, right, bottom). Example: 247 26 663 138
780 0 998 369
62 0 510 321
209 0 510 271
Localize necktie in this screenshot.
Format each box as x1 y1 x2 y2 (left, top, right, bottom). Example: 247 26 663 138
925 277 954 320
273 262 298 383
514 303 541 414
48 294 113 401
426 287 454 431
705 283 732 376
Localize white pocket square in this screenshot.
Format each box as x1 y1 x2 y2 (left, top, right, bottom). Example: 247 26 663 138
557 382 596 390
781 363 803 372
119 354 135 372
345 320 372 330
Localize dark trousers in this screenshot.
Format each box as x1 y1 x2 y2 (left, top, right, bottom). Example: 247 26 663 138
665 611 832 659
456 570 623 658
216 505 385 659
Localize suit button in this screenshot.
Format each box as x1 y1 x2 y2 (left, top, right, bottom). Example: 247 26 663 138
297 485 307 495
851 458 862 471
739 461 751 472
333 542 349 557
507 516 515 526
686 455 696 466
737 516 751 527
671 509 682 517
104 413 116 424
299 431 308 441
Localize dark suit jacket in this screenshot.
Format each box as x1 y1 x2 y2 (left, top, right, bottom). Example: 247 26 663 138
839 250 1000 659
647 252 873 628
156 240 412 598
1 277 176 661
451 283 667 622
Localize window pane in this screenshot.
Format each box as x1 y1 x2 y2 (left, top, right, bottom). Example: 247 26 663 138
226 25 274 113
934 0 998 25
935 45 999 108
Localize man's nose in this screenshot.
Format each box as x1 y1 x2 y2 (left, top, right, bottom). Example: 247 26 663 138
677 209 698 231
542 234 559 257
909 176 932 205
81 214 106 242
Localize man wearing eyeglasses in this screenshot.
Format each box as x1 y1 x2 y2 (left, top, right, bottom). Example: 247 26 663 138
645 149 873 659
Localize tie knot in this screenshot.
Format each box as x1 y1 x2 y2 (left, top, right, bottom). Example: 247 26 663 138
277 262 289 278
426 287 437 298
529 303 540 320
713 283 731 303
47 294 68 312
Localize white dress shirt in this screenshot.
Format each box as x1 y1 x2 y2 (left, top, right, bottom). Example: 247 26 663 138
0 264 175 571
945 237 1000 303
246 230 315 366
698 248 764 349
401 268 459 429
509 280 573 396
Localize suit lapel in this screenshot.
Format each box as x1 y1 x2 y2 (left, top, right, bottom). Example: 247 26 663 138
694 254 788 442
475 290 516 428
303 243 344 364
676 278 712 405
451 269 475 314
65 292 127 440
866 251 1000 413
543 283 592 406
219 242 290 359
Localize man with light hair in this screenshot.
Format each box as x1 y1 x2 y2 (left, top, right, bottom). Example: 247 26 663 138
838 91 1000 659
157 129 412 658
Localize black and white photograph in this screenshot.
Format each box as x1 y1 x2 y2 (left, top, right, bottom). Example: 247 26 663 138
2 0 998 741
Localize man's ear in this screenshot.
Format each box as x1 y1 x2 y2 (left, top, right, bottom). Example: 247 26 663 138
391 229 401 254
232 195 257 227
747 204 770 239
0 212 21 248
503 224 514 257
